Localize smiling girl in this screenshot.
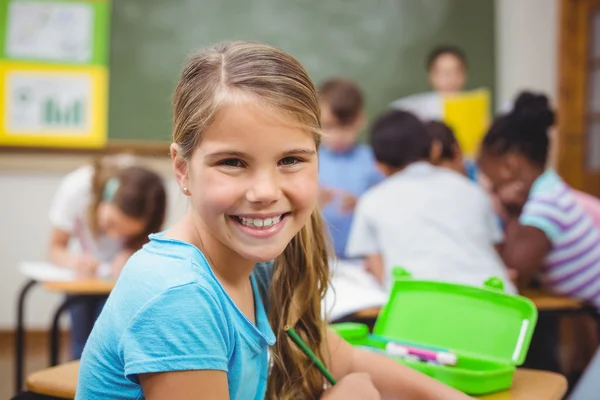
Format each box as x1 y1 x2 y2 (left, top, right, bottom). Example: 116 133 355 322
75 41 471 400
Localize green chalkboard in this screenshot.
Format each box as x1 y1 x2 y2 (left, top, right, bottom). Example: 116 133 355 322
108 0 495 143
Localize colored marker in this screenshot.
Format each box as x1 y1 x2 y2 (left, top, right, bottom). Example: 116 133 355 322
385 342 457 366
368 334 450 353
358 346 430 364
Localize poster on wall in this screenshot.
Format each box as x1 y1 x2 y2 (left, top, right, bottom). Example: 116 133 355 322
0 63 107 148
7 71 92 133
0 0 110 149
5 1 94 63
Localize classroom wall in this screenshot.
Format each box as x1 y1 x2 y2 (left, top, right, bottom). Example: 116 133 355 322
495 0 558 109
0 0 560 329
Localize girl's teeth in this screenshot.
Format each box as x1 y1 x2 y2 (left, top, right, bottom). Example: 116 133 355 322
240 215 282 228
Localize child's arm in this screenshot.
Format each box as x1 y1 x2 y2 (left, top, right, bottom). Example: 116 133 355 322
140 370 229 400
500 217 550 287
48 227 99 277
326 330 473 400
490 180 551 287
365 254 385 285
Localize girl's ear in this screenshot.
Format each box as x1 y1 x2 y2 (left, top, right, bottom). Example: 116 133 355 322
429 140 443 164
375 161 392 177
170 143 190 195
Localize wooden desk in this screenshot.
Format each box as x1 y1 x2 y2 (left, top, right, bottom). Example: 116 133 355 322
476 369 567 400
347 290 588 321
25 363 565 400
26 361 79 399
15 278 115 394
522 289 584 311
43 279 115 295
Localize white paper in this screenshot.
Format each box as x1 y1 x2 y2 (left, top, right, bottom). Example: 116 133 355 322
5 71 92 134
19 262 75 282
19 261 112 281
6 1 94 63
324 259 389 321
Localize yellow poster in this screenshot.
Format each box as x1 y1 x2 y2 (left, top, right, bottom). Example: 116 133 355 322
0 61 108 148
442 88 491 157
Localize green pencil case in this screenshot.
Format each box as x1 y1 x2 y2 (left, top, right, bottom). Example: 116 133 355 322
330 268 538 395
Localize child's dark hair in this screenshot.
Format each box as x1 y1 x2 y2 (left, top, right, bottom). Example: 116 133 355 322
88 156 167 250
318 77 364 125
482 91 555 167
427 44 468 71
370 110 431 168
426 120 459 160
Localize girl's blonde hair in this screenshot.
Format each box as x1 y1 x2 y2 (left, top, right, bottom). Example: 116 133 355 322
172 41 330 399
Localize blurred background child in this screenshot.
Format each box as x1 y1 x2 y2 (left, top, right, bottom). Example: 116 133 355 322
317 78 383 259
478 91 600 303
425 120 473 179
48 154 167 359
390 45 468 120
346 109 515 292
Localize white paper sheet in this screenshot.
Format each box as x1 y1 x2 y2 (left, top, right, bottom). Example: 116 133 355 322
324 259 389 321
19 261 111 281
19 262 75 282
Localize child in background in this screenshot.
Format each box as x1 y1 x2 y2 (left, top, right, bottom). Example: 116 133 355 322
390 45 468 120
318 78 383 258
76 42 470 400
426 120 472 178
426 120 509 228
48 155 167 359
477 92 600 389
477 91 600 304
346 109 515 293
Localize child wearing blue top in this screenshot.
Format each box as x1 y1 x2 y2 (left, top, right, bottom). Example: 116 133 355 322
74 42 471 400
317 78 383 258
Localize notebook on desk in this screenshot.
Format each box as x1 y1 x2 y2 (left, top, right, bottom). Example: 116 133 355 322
19 261 112 281
324 259 388 321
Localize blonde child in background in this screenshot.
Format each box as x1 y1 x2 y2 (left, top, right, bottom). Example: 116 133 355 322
318 78 383 259
76 41 471 400
48 154 167 359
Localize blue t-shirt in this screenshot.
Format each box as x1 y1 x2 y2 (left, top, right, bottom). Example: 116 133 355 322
319 144 383 258
76 233 276 400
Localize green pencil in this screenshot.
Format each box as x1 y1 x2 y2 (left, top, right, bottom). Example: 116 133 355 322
285 326 337 385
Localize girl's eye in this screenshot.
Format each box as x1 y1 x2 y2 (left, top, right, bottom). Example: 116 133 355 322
218 159 245 168
279 157 302 166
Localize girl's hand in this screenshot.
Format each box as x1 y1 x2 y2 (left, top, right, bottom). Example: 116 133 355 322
321 373 381 400
496 180 529 215
339 192 358 214
319 188 335 208
73 254 100 279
